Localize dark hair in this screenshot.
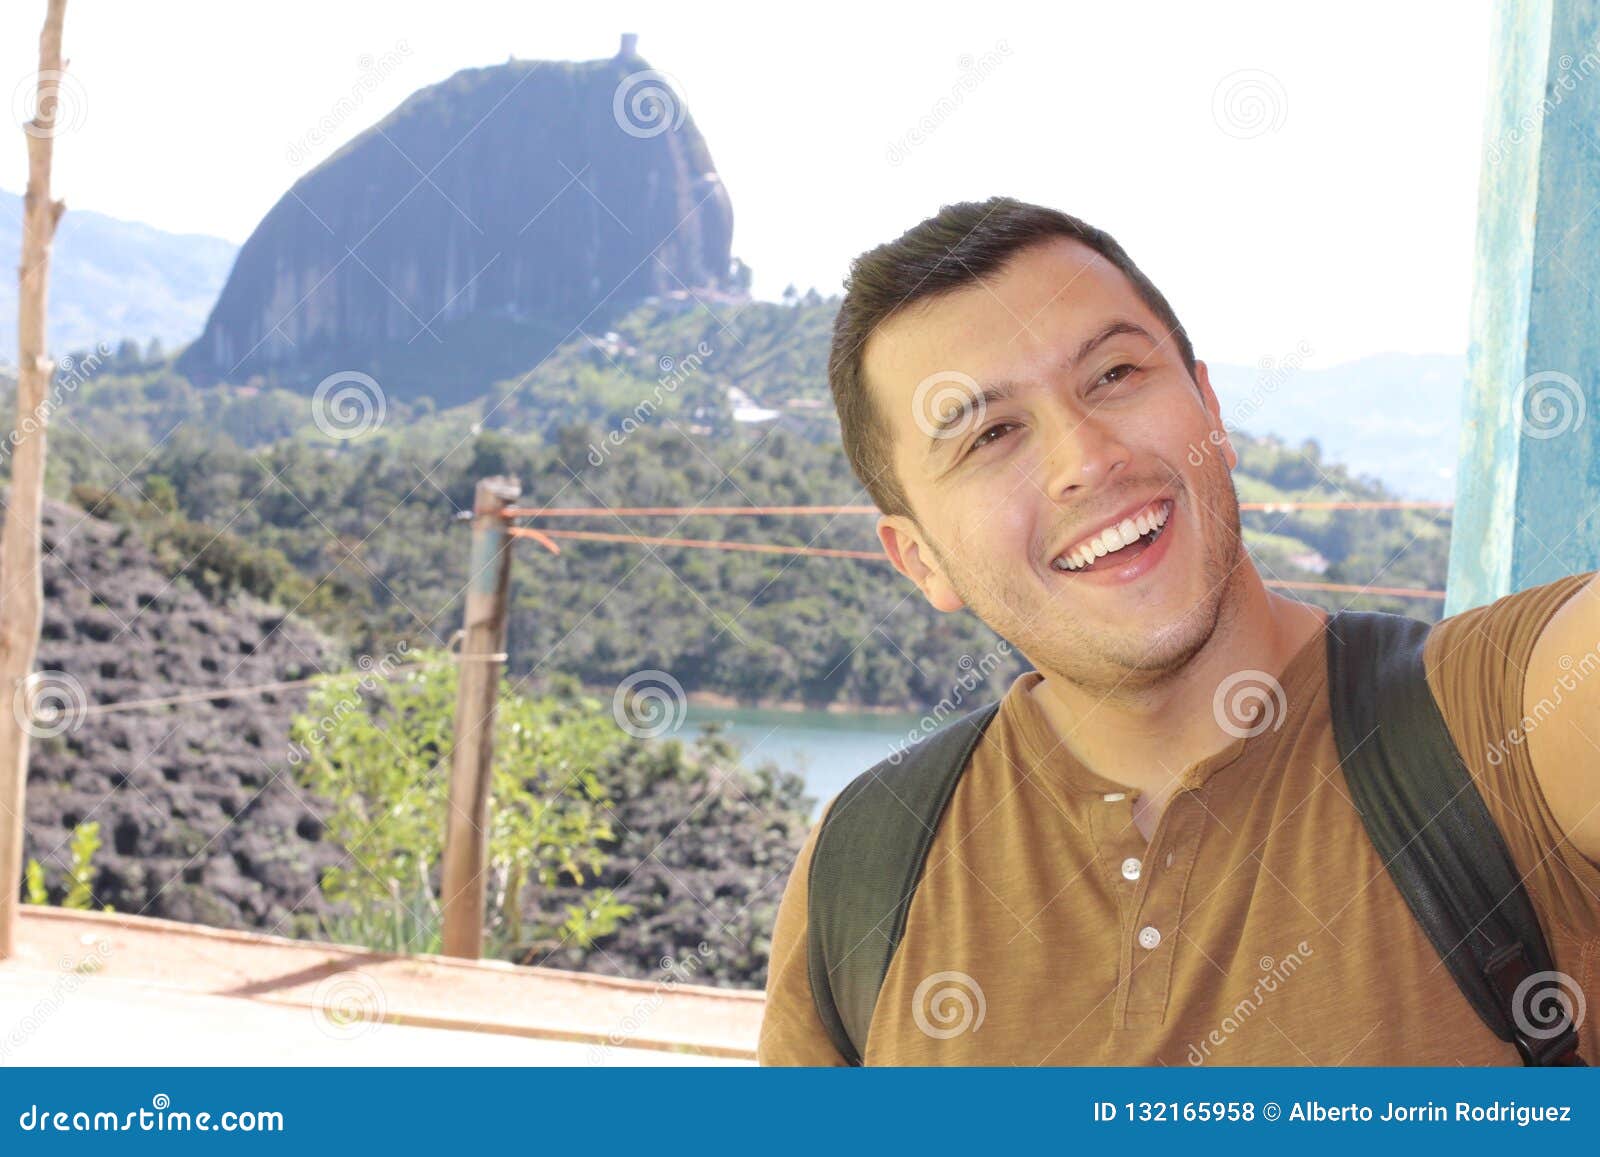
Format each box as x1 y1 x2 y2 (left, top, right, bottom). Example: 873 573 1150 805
827 196 1196 521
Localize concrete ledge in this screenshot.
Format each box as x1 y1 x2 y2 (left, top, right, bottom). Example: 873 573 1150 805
3 908 762 1061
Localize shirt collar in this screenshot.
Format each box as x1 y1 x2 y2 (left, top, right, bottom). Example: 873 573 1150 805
998 613 1331 798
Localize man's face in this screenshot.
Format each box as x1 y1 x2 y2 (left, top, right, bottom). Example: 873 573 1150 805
863 237 1247 696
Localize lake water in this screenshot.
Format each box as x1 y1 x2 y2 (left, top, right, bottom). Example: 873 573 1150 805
681 704 928 817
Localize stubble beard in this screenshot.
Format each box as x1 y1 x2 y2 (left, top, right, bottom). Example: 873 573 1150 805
921 457 1249 701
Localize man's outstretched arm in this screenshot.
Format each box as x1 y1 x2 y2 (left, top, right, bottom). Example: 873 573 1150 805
1523 572 1600 867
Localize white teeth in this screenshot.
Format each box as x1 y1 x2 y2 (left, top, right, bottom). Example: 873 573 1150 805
1053 499 1171 572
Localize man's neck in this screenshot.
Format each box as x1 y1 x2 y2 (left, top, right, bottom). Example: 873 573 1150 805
1028 577 1327 838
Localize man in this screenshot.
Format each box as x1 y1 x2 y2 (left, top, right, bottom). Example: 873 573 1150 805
758 197 1600 1065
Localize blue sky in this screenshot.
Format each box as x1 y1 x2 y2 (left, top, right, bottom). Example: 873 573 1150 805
0 0 1492 368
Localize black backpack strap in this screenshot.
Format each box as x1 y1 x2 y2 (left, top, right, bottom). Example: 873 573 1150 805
1327 609 1585 1066
806 700 1002 1065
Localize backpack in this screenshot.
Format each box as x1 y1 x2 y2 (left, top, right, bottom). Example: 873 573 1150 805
806 608 1587 1066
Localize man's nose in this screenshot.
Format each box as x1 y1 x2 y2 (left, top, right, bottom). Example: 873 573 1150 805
1037 402 1132 501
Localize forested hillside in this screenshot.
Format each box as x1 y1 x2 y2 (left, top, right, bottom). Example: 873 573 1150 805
18 300 1450 713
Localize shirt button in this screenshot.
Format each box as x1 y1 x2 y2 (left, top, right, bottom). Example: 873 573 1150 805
1120 857 1142 881
1138 925 1161 950
1103 792 1126 802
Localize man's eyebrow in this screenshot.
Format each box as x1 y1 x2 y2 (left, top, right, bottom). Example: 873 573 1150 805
925 380 1020 452
1070 319 1157 368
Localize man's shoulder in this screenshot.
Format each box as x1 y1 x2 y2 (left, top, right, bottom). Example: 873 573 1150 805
1426 568 1596 669
1421 567 1600 938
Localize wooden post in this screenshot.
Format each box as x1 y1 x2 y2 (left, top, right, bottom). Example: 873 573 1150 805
439 476 520 958
0 0 70 961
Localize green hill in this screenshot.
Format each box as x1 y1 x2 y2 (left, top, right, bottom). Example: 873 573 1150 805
11 300 1450 712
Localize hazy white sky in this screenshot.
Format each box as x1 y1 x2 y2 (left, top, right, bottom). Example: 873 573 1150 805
0 0 1492 367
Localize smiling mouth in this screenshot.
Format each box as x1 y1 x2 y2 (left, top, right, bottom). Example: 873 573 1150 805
1050 499 1173 575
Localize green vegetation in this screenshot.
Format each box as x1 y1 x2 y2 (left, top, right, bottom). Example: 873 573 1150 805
25 820 111 911
11 297 1451 713
289 650 631 957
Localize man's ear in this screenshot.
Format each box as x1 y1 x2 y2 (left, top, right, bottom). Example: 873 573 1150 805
877 514 966 613
1193 359 1237 471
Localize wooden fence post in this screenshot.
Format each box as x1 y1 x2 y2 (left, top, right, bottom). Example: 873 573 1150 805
439 476 520 958
0 0 71 961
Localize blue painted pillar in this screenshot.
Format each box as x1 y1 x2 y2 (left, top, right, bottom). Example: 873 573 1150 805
1448 0 1600 615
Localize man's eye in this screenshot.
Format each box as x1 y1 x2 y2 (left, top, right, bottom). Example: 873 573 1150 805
970 422 1017 451
1095 363 1140 390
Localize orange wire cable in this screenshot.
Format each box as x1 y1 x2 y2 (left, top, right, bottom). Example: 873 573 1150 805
507 526 885 560
502 500 1452 519
506 527 1446 598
